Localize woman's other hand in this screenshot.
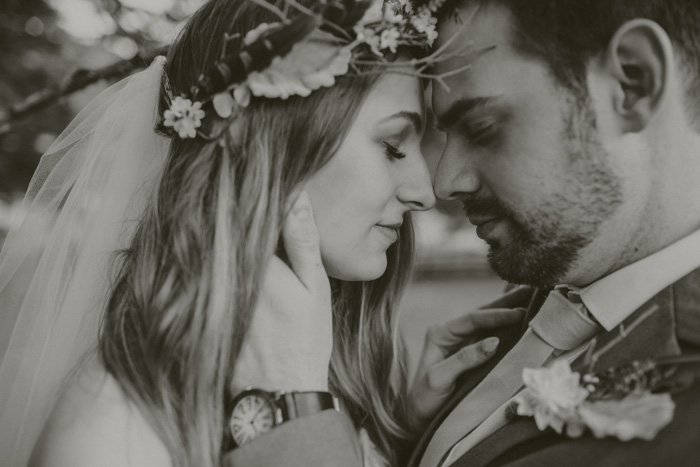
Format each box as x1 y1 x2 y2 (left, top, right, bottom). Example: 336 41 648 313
406 307 526 433
232 191 333 394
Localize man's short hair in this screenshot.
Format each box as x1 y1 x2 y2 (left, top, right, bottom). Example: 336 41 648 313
449 0 700 123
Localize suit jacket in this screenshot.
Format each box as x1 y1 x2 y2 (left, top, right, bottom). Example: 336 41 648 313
409 267 700 467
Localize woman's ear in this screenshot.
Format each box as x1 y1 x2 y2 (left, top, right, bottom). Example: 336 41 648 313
600 19 674 133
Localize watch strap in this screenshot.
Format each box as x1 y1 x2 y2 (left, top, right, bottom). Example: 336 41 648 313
278 391 337 421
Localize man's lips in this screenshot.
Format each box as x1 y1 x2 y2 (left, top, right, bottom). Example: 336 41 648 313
465 215 501 239
475 218 500 239
466 215 498 227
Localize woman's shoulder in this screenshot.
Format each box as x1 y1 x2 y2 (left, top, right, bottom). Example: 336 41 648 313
29 358 171 467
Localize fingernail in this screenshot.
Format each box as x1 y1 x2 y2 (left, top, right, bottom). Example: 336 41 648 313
481 337 499 355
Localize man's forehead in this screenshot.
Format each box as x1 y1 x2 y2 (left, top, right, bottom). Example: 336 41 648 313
434 2 514 63
431 4 517 106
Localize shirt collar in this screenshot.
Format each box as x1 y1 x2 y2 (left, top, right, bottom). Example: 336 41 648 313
558 228 700 331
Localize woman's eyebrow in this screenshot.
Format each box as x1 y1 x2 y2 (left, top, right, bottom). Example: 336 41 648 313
379 111 423 133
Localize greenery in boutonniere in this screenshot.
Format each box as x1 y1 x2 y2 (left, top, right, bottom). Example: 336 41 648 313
509 304 700 441
510 358 678 441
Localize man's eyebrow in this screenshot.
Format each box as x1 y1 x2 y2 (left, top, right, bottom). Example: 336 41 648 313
379 111 423 133
435 96 500 130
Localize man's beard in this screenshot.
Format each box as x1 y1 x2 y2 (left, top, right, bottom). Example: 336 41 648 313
464 98 623 288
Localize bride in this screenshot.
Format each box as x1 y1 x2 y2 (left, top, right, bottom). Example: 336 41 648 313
0 0 522 466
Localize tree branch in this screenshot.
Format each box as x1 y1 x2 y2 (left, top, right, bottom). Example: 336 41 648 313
0 49 166 135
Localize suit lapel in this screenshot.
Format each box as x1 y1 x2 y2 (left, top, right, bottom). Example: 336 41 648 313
407 288 547 467
570 285 681 373
450 271 700 467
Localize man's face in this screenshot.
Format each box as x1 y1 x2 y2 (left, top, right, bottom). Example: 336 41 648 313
432 5 624 287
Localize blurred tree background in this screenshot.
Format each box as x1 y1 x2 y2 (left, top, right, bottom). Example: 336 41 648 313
0 0 204 195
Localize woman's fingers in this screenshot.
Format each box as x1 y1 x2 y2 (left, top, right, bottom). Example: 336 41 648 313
282 191 326 291
425 337 500 392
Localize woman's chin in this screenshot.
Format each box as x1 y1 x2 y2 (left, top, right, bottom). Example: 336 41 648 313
325 255 388 282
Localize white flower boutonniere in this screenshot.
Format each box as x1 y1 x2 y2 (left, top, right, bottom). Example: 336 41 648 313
512 359 676 442
514 361 589 437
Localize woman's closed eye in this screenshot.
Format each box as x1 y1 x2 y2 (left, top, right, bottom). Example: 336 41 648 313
383 141 407 160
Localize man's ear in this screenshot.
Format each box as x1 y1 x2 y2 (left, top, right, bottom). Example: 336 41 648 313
601 19 674 133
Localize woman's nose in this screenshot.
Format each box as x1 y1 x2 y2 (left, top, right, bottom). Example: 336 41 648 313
397 154 436 211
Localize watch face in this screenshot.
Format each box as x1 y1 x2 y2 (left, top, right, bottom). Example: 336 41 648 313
229 391 277 446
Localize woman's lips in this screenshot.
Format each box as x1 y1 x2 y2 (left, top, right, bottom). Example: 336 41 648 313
374 224 399 242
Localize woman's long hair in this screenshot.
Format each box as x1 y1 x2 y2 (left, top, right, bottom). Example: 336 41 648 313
99 0 415 465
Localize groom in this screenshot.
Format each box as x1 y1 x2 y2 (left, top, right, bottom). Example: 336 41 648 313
409 1 700 466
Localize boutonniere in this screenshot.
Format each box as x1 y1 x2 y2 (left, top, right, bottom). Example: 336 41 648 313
510 358 681 441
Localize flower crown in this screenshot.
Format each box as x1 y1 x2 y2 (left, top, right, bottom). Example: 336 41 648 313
162 0 453 140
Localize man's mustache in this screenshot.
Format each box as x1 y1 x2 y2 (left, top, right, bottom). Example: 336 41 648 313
461 195 512 219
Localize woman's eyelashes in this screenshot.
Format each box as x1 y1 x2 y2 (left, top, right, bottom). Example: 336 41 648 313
383 141 407 160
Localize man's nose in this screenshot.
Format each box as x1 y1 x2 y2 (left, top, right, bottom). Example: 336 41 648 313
433 141 481 201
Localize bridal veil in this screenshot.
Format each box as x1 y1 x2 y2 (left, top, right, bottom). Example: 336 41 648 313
0 57 170 466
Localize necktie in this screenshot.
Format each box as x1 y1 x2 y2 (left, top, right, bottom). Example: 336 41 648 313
418 289 601 467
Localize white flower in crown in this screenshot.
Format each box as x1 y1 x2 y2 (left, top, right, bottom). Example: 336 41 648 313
425 25 438 46
164 96 205 139
514 360 589 436
411 6 438 46
352 0 439 55
354 25 382 55
384 5 405 24
398 0 413 14
411 7 436 33
379 27 401 53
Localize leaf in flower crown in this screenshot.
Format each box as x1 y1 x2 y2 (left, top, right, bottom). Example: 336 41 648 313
245 30 351 99
233 85 251 107
578 392 675 441
213 92 236 118
361 0 385 23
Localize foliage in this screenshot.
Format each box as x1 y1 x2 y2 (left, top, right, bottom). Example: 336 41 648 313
0 0 200 195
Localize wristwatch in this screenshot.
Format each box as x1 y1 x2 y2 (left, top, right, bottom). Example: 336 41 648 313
228 389 339 447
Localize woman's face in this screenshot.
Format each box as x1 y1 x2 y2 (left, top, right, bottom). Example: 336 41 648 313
306 73 436 281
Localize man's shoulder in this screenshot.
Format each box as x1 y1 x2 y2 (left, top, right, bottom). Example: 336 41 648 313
29 360 171 467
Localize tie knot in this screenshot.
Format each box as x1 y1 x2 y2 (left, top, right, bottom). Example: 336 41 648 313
529 289 601 351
